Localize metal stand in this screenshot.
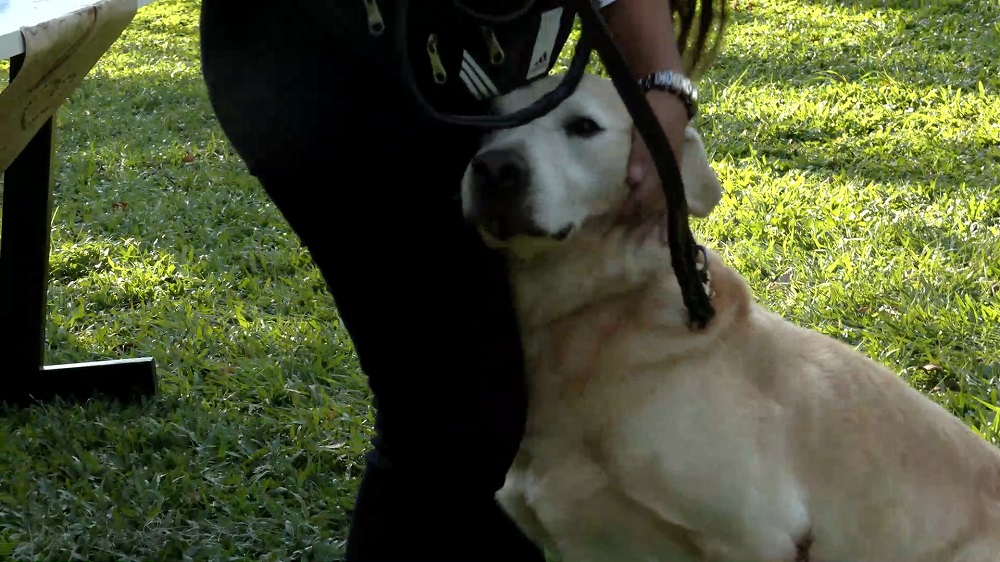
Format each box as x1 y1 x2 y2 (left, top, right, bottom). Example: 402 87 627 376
0 53 158 408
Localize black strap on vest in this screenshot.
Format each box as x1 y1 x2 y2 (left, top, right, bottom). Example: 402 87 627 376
394 0 716 330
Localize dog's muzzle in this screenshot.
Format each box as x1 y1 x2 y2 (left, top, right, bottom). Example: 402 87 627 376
465 148 553 241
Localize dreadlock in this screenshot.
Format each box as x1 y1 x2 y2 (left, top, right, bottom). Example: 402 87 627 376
674 0 729 80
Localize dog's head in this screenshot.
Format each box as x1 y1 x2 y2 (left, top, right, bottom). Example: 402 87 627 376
460 73 722 258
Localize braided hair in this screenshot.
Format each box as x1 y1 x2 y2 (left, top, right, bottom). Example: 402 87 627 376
674 0 729 80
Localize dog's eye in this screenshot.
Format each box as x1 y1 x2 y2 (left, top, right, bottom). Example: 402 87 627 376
564 116 604 138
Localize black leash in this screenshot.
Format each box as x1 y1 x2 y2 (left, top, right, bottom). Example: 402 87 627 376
571 0 715 330
394 0 716 330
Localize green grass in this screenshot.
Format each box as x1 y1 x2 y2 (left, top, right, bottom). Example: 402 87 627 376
1 0 998 559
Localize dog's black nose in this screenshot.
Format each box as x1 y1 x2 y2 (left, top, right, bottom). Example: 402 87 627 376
470 149 529 195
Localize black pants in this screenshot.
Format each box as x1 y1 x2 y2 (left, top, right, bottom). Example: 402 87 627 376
199 2 544 560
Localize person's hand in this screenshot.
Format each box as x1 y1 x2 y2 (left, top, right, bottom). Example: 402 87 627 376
618 89 691 221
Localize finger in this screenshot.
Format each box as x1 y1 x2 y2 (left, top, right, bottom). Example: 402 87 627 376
627 130 650 186
628 163 644 186
616 131 642 220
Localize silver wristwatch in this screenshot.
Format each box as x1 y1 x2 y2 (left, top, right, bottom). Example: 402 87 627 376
637 70 699 120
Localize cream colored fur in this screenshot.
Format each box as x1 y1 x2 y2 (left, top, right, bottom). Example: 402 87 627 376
459 73 1000 562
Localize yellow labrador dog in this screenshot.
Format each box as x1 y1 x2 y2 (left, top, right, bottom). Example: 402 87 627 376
460 72 1000 562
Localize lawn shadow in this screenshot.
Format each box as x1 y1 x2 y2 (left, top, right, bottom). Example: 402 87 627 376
702 110 1000 194
707 43 997 93
797 0 963 11
697 0 1000 192
0 370 363 561
707 0 1000 90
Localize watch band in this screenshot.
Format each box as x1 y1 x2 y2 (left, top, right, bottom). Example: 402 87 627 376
637 70 699 120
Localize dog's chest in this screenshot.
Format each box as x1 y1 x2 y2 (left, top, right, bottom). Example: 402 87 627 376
505 299 817 561
504 300 710 561
499 437 707 562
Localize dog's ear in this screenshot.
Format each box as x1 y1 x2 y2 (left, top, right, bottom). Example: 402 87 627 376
679 127 723 218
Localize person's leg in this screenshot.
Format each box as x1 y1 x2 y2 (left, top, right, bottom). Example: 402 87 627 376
198 2 544 560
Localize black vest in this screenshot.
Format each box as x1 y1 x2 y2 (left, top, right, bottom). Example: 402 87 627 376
386 0 581 108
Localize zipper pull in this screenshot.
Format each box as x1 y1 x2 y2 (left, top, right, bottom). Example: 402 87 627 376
364 0 384 36
427 34 448 84
481 26 505 65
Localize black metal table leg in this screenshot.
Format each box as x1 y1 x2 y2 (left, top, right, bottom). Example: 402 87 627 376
0 53 157 408
1 54 54 391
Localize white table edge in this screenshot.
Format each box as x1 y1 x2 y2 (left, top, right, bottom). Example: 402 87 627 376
1 0 156 61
